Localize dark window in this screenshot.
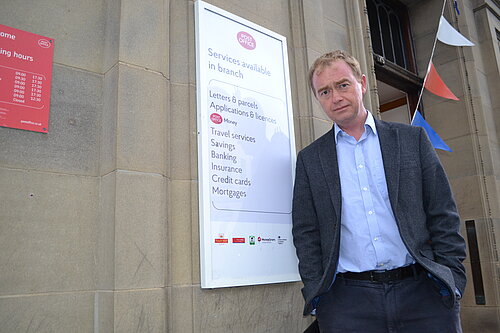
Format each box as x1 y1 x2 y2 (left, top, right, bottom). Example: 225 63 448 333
367 0 412 70
367 0 422 119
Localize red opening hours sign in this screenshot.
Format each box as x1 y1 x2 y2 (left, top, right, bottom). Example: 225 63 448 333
0 24 54 133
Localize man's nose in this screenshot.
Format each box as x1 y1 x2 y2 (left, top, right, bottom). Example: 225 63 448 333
330 89 343 102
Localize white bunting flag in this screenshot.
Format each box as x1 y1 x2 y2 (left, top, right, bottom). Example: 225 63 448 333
437 15 474 46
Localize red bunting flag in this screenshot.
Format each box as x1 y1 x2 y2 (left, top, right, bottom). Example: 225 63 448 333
424 62 459 100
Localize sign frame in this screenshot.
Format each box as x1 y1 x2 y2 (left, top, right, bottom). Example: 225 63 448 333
195 0 299 288
0 24 54 133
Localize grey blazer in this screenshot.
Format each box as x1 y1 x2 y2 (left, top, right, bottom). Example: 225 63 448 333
292 118 466 316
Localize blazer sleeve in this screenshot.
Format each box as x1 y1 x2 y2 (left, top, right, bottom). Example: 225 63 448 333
292 151 324 307
418 127 467 293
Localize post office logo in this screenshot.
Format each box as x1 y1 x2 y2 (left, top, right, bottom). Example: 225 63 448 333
237 31 256 50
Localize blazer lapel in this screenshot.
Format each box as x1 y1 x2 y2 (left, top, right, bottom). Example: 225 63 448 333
318 128 341 220
376 119 400 213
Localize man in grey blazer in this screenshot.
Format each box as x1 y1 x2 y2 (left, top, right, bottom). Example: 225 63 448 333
292 50 466 332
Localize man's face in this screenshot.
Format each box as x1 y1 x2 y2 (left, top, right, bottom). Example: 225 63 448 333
311 60 367 129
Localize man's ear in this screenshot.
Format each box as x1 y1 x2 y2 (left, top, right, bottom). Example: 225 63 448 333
360 74 367 95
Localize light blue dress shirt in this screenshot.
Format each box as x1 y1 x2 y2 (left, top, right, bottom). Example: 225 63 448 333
335 111 414 273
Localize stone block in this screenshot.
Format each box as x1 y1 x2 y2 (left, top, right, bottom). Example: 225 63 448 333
193 282 309 333
324 21 349 59
477 134 499 177
187 1 197 86
413 31 435 76
431 42 461 69
306 47 322 69
114 289 166 332
492 106 500 137
477 261 499 306
191 180 201 285
0 168 98 295
312 117 333 140
119 0 168 74
290 3 306 49
97 171 117 290
168 285 194 332
116 64 167 175
170 0 191 84
296 116 315 149
311 99 330 123
188 83 198 180
100 64 119 176
0 292 94 332
322 0 347 28
474 8 496 45
303 0 327 54
467 95 492 140
170 83 194 181
95 291 114 333
0 64 102 176
449 175 484 220
485 178 500 218
114 170 166 290
103 0 121 72
409 1 442 40
256 0 292 36
0 0 106 73
436 135 477 179
469 62 490 103
461 305 500 333
169 180 194 285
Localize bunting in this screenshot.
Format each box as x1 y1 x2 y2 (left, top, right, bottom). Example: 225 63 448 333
412 1 475 152
424 62 459 100
437 15 474 46
454 0 460 15
411 111 452 152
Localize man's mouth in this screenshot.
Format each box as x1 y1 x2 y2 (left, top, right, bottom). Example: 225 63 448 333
334 105 349 112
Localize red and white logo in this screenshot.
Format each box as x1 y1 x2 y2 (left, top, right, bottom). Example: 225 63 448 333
237 31 256 50
210 113 223 124
38 39 51 48
215 233 228 244
232 238 245 244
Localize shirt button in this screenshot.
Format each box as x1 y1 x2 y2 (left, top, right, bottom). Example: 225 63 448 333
368 210 374 215
374 237 379 241
358 164 364 169
362 187 368 191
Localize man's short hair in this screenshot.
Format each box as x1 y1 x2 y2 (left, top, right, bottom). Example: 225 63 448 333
308 50 363 96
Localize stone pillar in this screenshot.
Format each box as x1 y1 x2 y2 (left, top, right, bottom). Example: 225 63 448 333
99 0 169 331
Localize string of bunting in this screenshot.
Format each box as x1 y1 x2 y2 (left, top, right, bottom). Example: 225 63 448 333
410 0 474 152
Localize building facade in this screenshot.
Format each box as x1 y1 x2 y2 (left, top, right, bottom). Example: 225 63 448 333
0 0 498 332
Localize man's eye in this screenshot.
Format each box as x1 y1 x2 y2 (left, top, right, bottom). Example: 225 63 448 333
319 90 330 96
338 83 349 90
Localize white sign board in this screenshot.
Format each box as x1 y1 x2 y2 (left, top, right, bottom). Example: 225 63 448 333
195 0 299 288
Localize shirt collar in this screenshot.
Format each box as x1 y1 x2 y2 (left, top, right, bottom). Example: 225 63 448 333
334 110 377 143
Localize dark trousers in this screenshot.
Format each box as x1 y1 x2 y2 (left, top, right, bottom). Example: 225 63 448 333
315 271 462 333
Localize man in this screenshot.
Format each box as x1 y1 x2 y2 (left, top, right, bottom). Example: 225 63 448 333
292 50 466 332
